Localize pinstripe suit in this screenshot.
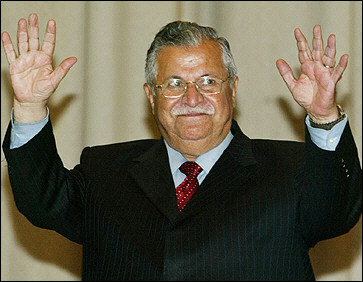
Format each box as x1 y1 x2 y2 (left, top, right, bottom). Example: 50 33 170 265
2 119 361 281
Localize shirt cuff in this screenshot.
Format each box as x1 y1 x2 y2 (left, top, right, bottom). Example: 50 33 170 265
10 108 49 149
305 114 348 151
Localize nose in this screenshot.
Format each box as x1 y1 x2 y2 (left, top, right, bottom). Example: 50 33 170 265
181 82 204 107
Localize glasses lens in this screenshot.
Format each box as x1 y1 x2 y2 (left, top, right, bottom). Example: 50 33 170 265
196 76 222 94
158 76 224 97
163 78 186 97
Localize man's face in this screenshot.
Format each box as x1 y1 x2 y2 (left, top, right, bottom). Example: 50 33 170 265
144 40 238 160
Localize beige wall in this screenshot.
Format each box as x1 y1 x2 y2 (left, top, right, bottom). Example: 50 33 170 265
1 1 361 281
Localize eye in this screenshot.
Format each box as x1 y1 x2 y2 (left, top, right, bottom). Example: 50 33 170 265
201 77 216 85
168 79 183 87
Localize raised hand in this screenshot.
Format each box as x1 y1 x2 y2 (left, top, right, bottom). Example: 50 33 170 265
1 13 77 123
276 25 348 123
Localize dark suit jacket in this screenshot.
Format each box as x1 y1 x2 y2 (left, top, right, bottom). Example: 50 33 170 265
2 119 361 281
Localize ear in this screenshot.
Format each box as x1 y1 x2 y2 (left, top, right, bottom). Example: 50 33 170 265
144 83 155 114
231 76 239 108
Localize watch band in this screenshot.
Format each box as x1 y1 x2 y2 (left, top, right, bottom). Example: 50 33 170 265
309 104 346 130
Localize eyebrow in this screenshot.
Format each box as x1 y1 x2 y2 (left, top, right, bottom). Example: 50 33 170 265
169 75 182 79
168 74 213 80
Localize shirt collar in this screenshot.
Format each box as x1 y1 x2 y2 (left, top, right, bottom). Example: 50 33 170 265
164 131 234 175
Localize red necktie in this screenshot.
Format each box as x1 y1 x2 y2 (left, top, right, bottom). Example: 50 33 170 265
176 161 203 212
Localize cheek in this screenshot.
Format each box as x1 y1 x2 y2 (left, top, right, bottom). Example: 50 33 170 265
153 99 176 123
210 95 234 117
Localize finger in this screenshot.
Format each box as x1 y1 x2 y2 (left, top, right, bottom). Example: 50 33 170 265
42 19 56 56
2 32 17 64
41 19 56 56
28 13 39 51
322 34 336 68
276 59 297 92
332 54 348 83
312 25 324 61
295 28 312 64
17 18 29 55
50 57 77 88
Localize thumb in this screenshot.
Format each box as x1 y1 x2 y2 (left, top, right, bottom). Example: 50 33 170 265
276 59 296 92
50 57 77 88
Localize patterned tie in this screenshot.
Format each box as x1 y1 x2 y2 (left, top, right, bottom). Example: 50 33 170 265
176 161 203 212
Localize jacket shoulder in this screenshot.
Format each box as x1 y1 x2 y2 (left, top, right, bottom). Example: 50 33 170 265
81 139 160 163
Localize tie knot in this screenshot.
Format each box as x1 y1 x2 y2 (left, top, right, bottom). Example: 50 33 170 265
179 161 203 177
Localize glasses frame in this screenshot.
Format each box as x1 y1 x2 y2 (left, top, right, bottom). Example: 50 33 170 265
153 75 229 98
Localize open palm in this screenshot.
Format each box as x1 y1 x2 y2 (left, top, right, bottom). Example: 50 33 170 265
9 50 55 103
276 25 348 122
2 13 77 106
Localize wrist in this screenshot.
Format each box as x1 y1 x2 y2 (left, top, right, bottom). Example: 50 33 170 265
307 104 340 124
13 100 48 124
308 104 346 130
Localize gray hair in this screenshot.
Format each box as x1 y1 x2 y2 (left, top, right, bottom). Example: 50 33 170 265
145 21 237 95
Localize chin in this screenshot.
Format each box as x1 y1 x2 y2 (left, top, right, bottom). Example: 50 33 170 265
175 118 212 140
179 132 209 141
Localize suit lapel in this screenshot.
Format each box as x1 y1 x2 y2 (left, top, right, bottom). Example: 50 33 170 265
128 140 180 223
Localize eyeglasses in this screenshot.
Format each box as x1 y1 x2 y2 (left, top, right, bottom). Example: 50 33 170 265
153 75 229 98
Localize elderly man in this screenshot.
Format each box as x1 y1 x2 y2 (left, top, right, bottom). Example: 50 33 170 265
2 14 361 280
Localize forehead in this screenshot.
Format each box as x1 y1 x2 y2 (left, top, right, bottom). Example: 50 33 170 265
156 40 226 79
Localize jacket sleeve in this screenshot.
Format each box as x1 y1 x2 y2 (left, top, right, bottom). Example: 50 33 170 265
2 119 87 244
298 121 362 247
